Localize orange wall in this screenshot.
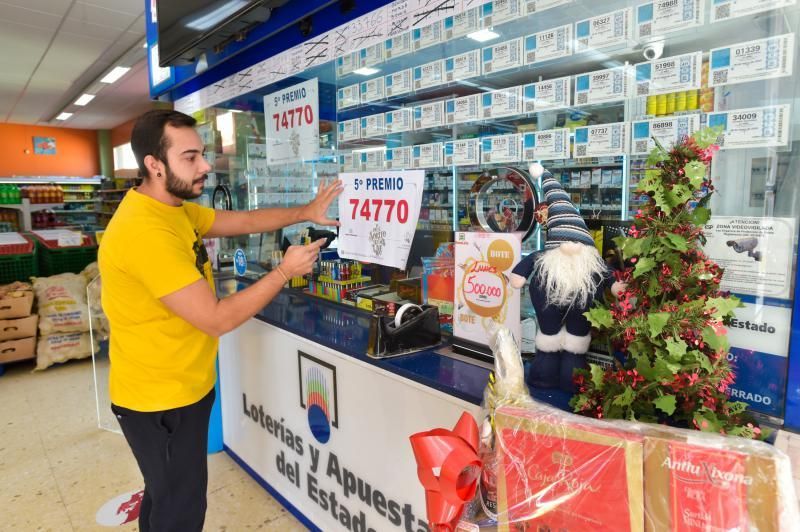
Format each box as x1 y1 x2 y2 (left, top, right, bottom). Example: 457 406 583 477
111 118 136 148
0 123 99 177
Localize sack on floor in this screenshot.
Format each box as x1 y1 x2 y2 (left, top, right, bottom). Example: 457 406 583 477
32 273 90 335
35 331 98 370
85 274 109 340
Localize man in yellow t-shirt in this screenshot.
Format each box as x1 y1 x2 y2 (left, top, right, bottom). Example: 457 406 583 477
99 110 340 531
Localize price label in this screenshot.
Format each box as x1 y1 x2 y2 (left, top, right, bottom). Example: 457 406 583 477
413 143 444 169
444 8 480 40
338 118 361 142
359 43 384 68
413 21 443 51
446 50 481 82
631 115 701 155
708 105 791 150
481 134 522 163
337 83 360 109
525 0 573 15
360 77 385 103
414 101 445 130
264 78 320 165
385 108 413 133
574 122 629 157
57 231 83 247
482 86 522 119
340 152 360 171
413 59 445 90
385 32 412 59
385 69 413 97
575 8 632 51
636 0 703 38
482 38 523 73
711 0 797 23
525 24 572 64
635 51 702 95
523 76 571 112
361 114 386 138
337 52 358 76
483 0 523 27
386 146 413 169
361 150 385 171
522 128 570 161
338 171 425 269
445 139 481 166
575 66 630 105
710 34 794 87
446 94 481 125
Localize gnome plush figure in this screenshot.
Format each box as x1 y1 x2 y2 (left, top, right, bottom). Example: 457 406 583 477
510 163 623 392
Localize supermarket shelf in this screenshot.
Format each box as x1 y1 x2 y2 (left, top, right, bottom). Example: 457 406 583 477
1 202 63 212
51 210 99 214
102 199 123 204
64 199 100 203
0 176 103 185
98 189 131 194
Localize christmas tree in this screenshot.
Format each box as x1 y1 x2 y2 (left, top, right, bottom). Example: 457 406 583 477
570 128 762 439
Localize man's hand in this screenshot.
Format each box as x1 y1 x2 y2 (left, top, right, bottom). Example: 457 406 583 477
280 238 326 278
301 180 343 226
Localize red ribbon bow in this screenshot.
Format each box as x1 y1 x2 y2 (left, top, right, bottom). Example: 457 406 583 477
409 412 482 532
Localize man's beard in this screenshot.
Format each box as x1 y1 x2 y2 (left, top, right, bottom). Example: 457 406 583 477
165 164 203 200
532 244 607 308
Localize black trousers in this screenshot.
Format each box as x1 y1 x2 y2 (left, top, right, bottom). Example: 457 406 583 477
112 389 215 532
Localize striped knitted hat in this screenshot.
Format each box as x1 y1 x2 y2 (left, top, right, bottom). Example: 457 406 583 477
530 163 594 249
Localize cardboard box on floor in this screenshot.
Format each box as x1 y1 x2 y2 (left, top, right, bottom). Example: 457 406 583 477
0 315 38 341
0 291 34 320
0 336 36 363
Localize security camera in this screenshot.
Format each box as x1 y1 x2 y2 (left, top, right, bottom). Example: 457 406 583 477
726 237 762 261
642 40 665 61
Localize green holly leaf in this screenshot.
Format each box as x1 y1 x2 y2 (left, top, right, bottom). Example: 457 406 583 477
620 235 645 259
654 358 681 380
640 169 662 192
694 126 724 149
634 257 657 278
693 409 722 433
613 386 636 407
635 356 656 380
668 184 693 207
653 189 672 215
696 351 713 373
647 312 671 337
726 401 748 416
703 326 729 353
590 364 605 388
654 395 677 416
585 306 614 329
684 161 707 189
665 338 688 361
646 145 670 166
663 233 688 252
704 296 742 319
692 206 711 226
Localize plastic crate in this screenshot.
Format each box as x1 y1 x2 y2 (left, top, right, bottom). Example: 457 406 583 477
33 234 97 276
0 235 37 283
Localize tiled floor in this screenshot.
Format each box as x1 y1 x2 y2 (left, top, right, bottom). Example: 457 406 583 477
0 358 307 531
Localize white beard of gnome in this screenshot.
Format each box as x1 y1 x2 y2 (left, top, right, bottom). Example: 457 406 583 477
510 163 623 393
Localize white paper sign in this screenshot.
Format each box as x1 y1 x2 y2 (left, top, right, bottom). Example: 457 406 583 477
359 43 384 68
482 38 523 73
386 146 412 169
57 231 83 247
361 114 386 138
709 34 794 87
337 53 358 76
523 76 571 112
454 232 522 350
481 134 522 163
636 0 703 38
413 143 444 169
574 122 629 157
337 83 360 109
711 0 797 23
525 24 573 64
482 87 522 119
413 21 443 50
703 216 796 300
708 105 791 149
446 94 481 125
575 8 633 52
727 302 792 358
385 108 413 133
413 60 445 90
264 78 320 165
525 0 573 15
385 32 412 59
0 232 27 245
444 8 481 40
338 118 361 142
414 101 445 130
483 0 523 27
361 150 385 171
338 171 425 269
360 77 385 103
631 115 701 154
523 128 570 161
575 67 630 105
385 69 413 97
635 52 703 95
445 139 481 166
446 50 481 82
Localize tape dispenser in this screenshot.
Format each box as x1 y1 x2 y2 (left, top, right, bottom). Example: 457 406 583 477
367 303 442 358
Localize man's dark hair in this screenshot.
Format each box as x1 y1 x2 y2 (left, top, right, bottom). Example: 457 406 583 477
131 110 197 178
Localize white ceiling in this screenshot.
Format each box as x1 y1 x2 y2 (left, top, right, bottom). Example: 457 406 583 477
0 0 156 129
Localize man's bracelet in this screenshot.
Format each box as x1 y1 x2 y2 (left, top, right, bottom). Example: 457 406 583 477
275 265 290 283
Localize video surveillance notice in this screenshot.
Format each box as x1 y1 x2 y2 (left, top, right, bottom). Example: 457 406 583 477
703 216 796 300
